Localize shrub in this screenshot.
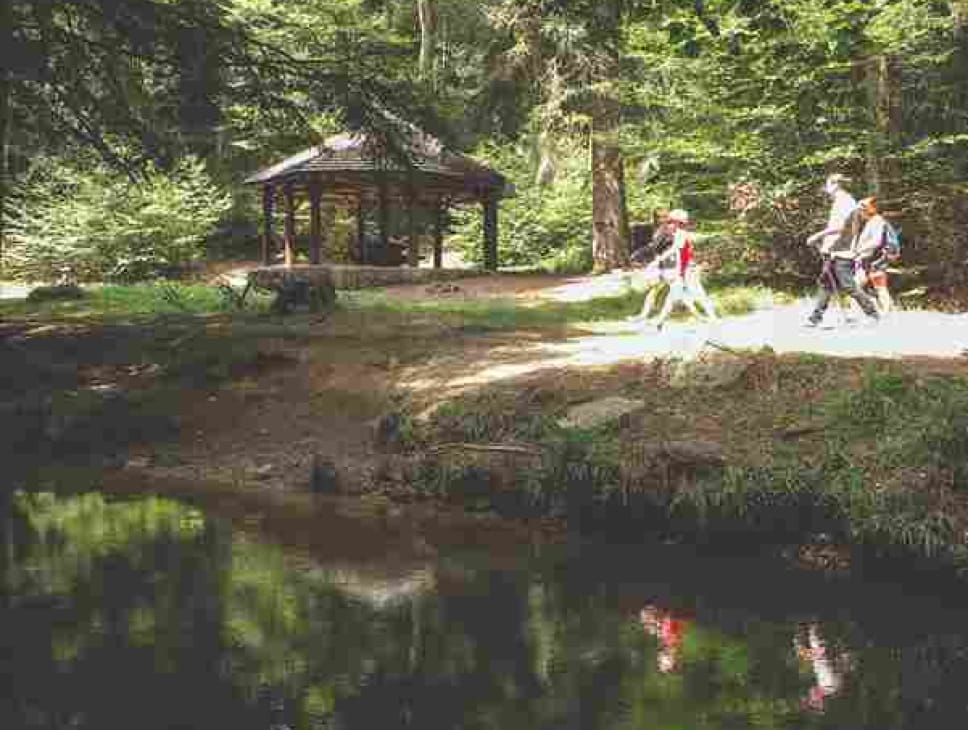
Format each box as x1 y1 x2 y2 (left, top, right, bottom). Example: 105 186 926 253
449 139 593 270
4 155 231 283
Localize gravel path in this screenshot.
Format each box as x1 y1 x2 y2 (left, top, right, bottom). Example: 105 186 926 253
587 299 968 361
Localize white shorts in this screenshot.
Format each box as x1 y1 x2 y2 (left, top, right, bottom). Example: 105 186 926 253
643 265 679 285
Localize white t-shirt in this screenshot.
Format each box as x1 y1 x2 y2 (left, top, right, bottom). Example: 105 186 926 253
820 190 858 253
852 214 886 260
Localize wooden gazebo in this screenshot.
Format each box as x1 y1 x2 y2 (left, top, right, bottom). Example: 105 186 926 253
244 126 511 270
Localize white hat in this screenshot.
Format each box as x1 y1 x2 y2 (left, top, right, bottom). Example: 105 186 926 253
668 209 690 223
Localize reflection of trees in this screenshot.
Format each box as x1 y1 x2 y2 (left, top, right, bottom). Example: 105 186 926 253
5 491 968 729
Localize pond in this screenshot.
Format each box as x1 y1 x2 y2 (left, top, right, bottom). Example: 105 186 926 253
1 490 967 729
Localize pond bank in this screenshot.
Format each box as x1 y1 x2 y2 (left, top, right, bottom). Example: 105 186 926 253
3 275 968 579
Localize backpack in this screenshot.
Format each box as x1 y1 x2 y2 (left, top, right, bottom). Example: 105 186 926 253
881 221 902 261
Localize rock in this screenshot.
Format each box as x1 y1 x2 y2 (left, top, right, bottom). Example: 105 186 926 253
620 439 726 495
248 266 337 314
371 413 403 447
310 455 340 494
558 396 645 430
668 355 749 390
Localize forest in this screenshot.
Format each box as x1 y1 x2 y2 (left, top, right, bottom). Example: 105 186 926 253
2 0 967 291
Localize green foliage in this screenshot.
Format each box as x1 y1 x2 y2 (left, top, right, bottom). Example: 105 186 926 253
450 139 593 271
0 283 272 318
5 157 231 283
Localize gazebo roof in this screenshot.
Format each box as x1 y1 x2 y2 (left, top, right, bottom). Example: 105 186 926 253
244 127 511 203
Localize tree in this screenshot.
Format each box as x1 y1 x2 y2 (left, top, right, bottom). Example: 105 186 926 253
0 0 437 268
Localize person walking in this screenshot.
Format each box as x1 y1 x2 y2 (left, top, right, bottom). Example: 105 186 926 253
629 209 681 321
804 176 879 327
852 197 896 315
806 174 858 254
649 209 717 330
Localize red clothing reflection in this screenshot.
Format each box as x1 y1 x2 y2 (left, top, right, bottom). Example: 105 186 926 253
640 605 692 673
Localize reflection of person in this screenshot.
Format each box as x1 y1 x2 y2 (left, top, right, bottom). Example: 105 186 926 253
639 604 691 673
794 622 850 713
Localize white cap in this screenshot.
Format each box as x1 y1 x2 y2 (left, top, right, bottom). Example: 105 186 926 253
668 209 690 223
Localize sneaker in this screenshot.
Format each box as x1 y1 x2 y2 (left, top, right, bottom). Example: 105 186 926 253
803 318 821 328
863 313 880 328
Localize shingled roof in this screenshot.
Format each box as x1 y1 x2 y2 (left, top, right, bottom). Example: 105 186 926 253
244 128 510 202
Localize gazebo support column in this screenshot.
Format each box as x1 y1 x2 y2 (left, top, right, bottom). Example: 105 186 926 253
261 185 275 265
356 196 367 264
407 195 418 267
378 185 390 265
482 195 498 271
283 183 296 267
433 202 444 269
309 182 323 265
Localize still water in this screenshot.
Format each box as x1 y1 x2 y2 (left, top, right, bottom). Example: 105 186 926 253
2 490 968 729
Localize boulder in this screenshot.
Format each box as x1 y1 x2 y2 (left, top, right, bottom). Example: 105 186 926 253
620 439 726 495
667 355 748 389
558 396 645 430
248 266 337 314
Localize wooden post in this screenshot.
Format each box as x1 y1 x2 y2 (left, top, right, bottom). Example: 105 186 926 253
261 184 274 265
378 184 390 266
309 182 323 265
433 200 444 269
356 195 367 264
482 194 498 271
283 183 296 267
407 193 419 267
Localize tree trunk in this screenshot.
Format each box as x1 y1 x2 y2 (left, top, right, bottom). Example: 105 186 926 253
591 98 628 272
0 0 11 275
177 0 221 160
590 1 628 273
416 0 436 87
865 54 903 205
950 1 968 278
952 1 968 179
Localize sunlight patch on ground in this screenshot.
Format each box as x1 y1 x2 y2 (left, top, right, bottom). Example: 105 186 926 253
401 302 968 398
536 271 645 302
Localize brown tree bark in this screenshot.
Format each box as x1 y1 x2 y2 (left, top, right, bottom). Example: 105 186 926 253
950 1 968 278
590 1 628 273
865 54 903 205
591 90 629 272
0 0 11 274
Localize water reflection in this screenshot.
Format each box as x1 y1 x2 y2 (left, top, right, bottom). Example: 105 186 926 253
639 604 691 674
2 491 968 729
794 622 852 713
